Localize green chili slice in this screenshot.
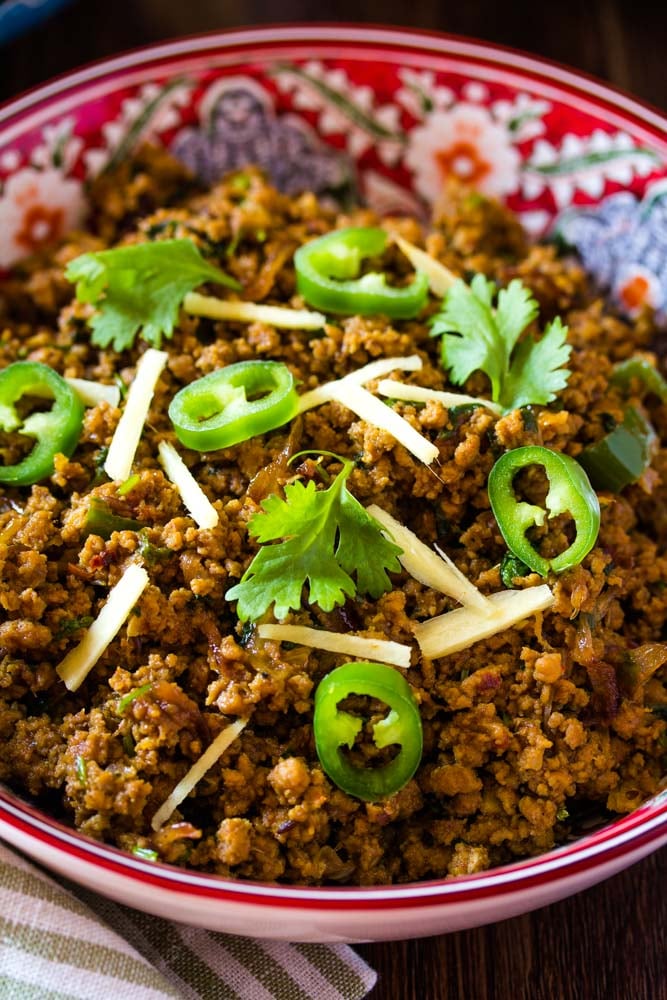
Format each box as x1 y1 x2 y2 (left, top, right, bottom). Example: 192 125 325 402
313 661 423 801
488 445 600 577
579 406 657 492
84 498 141 539
294 227 429 318
75 755 87 787
168 360 298 451
610 357 667 403
499 552 532 588
117 474 140 496
132 846 159 861
0 361 84 486
117 683 153 715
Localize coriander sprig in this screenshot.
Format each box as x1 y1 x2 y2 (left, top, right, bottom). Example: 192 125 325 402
429 274 571 413
66 238 240 352
225 455 403 621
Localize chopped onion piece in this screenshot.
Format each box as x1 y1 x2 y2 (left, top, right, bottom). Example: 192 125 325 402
296 355 423 413
66 378 121 409
104 348 168 482
392 234 459 297
414 585 554 659
158 440 219 530
184 291 325 331
56 563 149 692
257 623 411 668
376 379 502 416
618 642 667 696
367 504 493 613
151 718 247 831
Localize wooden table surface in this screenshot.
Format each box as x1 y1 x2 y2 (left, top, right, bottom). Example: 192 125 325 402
3 2 666 998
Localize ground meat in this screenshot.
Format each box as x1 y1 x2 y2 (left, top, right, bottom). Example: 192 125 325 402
0 159 664 886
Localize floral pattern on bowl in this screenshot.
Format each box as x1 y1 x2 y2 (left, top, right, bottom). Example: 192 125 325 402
171 77 352 196
554 179 667 319
1 36 666 280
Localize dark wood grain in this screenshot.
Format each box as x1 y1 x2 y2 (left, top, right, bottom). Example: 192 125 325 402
1 0 666 109
3 4 666 998
358 848 667 999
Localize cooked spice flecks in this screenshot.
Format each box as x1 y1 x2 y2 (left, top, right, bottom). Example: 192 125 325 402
0 161 664 887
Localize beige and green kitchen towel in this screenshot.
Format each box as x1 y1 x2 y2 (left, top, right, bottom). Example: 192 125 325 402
0 841 376 999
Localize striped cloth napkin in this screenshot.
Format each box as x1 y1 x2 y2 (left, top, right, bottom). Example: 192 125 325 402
0 841 377 999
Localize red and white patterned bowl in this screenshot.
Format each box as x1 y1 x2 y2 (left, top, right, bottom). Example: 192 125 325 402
0 25 666 942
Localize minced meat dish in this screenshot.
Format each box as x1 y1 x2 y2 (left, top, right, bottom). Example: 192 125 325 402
0 150 665 885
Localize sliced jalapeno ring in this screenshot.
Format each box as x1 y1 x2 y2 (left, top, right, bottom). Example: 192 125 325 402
0 361 84 486
579 406 657 492
294 227 429 319
488 445 600 577
168 360 298 451
314 661 423 801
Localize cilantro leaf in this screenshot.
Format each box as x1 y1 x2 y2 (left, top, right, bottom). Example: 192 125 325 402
494 278 539 355
498 315 571 411
225 459 403 621
430 275 502 397
429 276 571 413
65 239 240 352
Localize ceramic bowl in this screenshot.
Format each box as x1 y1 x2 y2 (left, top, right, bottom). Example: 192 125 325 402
0 25 666 943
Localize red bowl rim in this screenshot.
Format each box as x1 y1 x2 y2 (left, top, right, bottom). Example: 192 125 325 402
0 22 666 910
1 23 666 145
1 783 665 909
